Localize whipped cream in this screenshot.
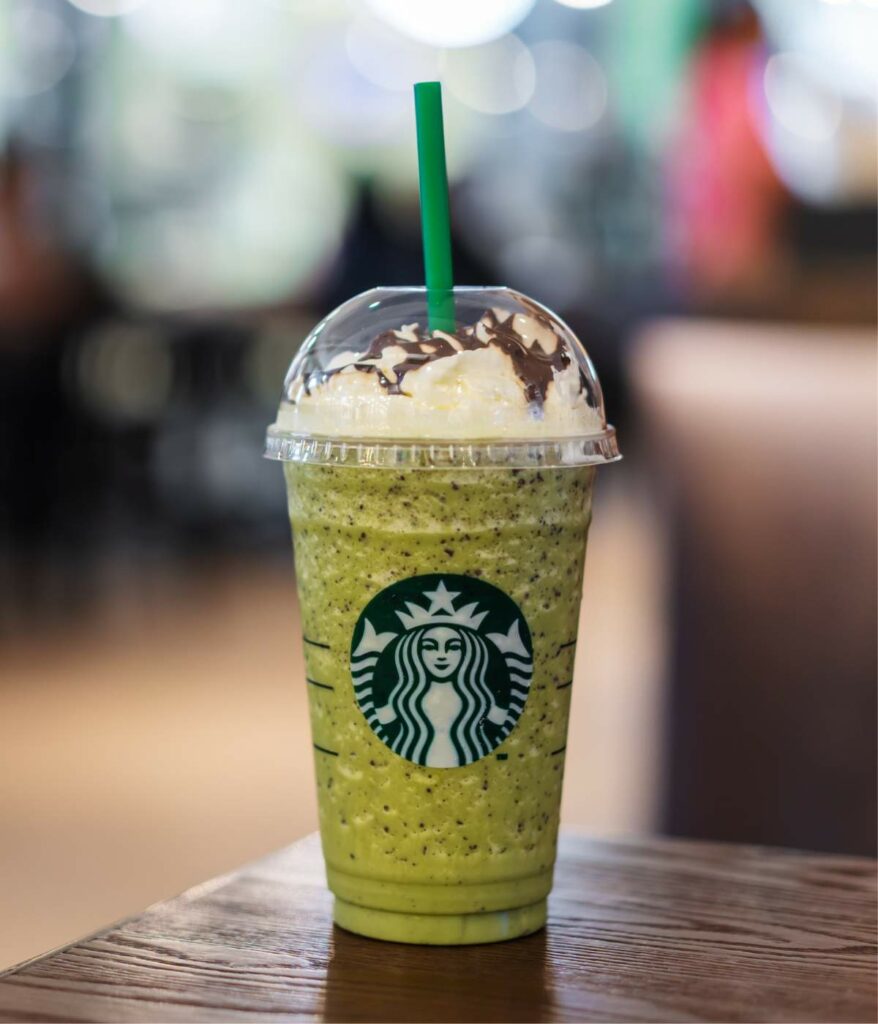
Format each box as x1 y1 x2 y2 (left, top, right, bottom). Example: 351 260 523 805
274 309 603 440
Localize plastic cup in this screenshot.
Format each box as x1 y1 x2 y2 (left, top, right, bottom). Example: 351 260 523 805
265 286 619 944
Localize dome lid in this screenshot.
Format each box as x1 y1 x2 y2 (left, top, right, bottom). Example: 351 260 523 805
265 286 620 468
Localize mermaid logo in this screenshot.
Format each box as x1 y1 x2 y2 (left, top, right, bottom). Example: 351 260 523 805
350 574 533 768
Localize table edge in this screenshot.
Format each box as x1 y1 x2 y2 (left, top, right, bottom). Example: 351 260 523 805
0 832 323 980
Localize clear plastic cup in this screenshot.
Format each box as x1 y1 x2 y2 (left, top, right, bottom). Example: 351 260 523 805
265 286 619 944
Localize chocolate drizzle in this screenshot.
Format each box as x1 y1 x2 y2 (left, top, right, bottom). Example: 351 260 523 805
303 305 594 409
479 308 567 405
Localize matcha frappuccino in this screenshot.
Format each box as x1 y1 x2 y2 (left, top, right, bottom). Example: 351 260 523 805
266 287 619 944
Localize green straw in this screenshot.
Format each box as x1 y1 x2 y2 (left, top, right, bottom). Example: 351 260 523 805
414 81 455 332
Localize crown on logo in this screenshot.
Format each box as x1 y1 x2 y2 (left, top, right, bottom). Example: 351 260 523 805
396 580 489 632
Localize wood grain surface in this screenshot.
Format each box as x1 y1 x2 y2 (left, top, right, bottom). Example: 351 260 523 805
0 830 874 1023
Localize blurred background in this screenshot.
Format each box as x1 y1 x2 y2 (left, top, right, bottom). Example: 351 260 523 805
0 0 875 971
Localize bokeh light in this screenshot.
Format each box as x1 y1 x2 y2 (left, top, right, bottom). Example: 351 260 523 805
553 0 614 8
66 0 146 15
247 317 317 405
441 35 535 115
345 14 440 92
299 34 410 145
754 0 878 98
258 0 348 12
124 0 285 83
759 49 871 202
75 324 174 424
528 40 607 132
366 0 537 48
0 5 76 99
97 141 350 311
754 0 877 202
764 52 843 143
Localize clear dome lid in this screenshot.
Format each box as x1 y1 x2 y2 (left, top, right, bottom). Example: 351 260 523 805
264 286 620 468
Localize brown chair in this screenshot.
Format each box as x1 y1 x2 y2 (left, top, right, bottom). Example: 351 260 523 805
629 319 876 855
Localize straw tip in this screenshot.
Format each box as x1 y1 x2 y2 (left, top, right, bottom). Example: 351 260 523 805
414 81 441 97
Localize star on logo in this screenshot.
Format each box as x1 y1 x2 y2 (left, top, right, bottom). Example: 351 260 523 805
395 579 488 631
423 580 461 616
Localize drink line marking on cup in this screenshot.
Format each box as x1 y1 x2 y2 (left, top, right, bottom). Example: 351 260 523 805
557 639 577 652
550 745 567 756
307 677 334 691
556 681 573 690
304 637 331 650
313 743 339 757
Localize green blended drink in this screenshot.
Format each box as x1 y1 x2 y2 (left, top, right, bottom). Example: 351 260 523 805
266 287 619 944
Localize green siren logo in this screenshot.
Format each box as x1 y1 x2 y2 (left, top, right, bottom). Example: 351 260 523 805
350 574 533 768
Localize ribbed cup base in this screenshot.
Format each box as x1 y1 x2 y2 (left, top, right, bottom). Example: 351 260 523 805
333 896 547 945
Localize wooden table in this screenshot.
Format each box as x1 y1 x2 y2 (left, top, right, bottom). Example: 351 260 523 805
1 831 874 1023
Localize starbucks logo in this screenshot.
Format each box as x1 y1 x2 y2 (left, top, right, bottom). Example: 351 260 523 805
350 574 533 768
